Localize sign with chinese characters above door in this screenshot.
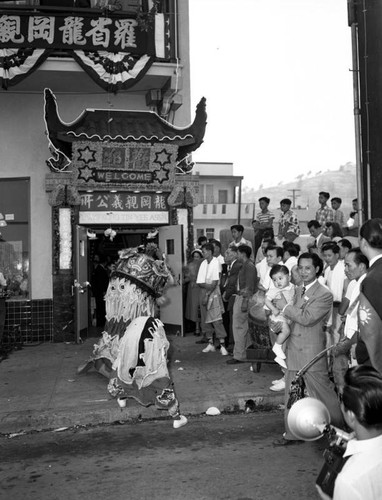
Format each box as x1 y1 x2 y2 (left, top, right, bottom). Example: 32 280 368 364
72 141 178 190
80 192 169 212
79 191 169 224
0 13 154 54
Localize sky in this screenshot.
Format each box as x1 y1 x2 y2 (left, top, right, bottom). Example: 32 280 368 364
188 0 356 189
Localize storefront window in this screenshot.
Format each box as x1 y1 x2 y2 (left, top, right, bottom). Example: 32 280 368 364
0 179 30 300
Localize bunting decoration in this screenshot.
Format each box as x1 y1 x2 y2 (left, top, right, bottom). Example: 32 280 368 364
0 10 171 91
73 50 153 92
0 48 51 90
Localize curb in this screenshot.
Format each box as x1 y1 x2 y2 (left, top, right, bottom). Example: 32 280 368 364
0 392 284 435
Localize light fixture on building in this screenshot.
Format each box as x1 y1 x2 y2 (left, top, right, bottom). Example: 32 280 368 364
0 213 7 228
110 189 118 193
133 190 140 194
86 189 94 193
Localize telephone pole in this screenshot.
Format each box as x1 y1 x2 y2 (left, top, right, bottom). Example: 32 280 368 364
288 189 301 209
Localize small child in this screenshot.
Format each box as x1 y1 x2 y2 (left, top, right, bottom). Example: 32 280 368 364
264 264 295 369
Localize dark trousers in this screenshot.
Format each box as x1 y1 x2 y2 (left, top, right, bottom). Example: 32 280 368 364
222 301 234 347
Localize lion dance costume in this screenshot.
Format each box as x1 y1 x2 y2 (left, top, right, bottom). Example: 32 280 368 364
78 246 187 429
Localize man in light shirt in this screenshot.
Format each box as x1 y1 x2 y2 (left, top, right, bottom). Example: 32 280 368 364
230 224 254 260
333 248 368 390
282 241 300 274
322 242 345 350
210 239 225 273
317 366 382 500
257 245 283 292
196 243 228 356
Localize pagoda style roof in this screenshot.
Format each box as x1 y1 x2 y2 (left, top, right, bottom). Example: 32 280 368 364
44 88 207 163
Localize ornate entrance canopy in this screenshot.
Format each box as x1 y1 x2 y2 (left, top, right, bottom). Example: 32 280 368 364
44 88 206 208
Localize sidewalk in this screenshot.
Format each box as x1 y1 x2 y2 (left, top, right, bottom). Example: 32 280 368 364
0 335 285 434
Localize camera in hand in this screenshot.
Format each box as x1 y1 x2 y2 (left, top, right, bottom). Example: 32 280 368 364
315 424 352 496
287 397 354 497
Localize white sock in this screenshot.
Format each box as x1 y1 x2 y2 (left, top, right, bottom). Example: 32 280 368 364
275 356 287 369
272 343 286 359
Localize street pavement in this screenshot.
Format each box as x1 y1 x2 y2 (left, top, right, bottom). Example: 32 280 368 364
1 412 324 500
0 334 285 434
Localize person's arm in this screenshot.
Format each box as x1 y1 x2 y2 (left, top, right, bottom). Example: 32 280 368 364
283 291 333 327
198 280 218 291
315 485 332 500
253 218 261 230
244 265 258 296
264 296 280 316
0 272 6 288
338 296 350 316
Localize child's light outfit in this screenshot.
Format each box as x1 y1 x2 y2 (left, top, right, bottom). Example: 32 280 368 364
264 283 295 325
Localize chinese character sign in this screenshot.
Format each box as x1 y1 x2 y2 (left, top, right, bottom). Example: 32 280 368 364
72 141 178 189
0 13 153 54
80 192 168 212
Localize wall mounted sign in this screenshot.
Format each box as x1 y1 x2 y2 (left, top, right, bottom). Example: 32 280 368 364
0 13 155 54
80 191 169 212
79 211 169 224
73 141 178 190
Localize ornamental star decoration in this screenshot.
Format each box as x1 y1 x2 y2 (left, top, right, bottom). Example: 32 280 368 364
153 149 172 183
78 165 95 182
78 146 97 164
153 166 170 184
154 149 172 167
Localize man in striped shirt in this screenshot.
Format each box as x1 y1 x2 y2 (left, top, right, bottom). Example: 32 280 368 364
252 196 275 255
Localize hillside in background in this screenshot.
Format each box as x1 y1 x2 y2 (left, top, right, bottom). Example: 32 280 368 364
242 162 357 213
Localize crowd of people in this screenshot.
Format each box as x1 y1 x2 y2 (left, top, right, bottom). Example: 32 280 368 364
184 195 382 450
78 192 382 498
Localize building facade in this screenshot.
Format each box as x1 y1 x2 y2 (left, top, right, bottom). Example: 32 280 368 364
192 162 255 249
0 0 205 341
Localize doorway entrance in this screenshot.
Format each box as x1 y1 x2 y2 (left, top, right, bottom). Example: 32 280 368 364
73 224 185 342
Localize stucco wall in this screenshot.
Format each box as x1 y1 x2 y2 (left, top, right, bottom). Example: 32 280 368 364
0 93 52 299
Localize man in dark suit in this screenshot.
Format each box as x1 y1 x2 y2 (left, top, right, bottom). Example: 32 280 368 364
357 218 382 375
227 244 258 364
221 245 242 351
272 252 344 445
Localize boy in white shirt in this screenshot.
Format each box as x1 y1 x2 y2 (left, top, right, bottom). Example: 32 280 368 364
264 264 295 368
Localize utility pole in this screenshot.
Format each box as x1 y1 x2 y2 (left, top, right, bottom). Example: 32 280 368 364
288 189 301 209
